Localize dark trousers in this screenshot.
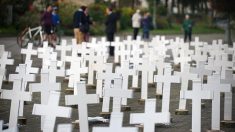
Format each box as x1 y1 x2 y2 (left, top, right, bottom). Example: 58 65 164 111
184 30 192 42
133 28 139 40
107 32 114 56
143 31 149 40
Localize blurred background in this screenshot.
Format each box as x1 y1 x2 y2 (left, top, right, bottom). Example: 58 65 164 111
0 0 234 44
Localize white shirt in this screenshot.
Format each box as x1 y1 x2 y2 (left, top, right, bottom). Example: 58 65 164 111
132 12 142 28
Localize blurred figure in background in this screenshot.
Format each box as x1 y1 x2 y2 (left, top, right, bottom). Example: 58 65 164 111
132 9 142 40
73 6 86 44
182 14 193 42
141 12 152 40
83 7 93 42
105 7 118 56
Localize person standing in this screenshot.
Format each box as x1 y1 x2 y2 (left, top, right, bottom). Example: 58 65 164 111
182 14 193 42
73 6 86 44
52 7 60 32
105 7 118 56
132 9 142 40
41 5 54 47
83 7 93 42
141 12 152 40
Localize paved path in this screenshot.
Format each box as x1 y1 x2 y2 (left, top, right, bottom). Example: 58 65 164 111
0 34 234 132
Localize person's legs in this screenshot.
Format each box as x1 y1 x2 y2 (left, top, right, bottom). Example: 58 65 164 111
107 32 114 56
188 31 192 42
74 28 79 44
77 29 84 44
133 28 138 40
184 30 188 42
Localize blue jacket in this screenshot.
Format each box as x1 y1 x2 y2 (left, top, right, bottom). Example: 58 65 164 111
73 9 86 28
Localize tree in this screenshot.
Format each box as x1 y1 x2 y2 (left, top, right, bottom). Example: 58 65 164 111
211 0 235 45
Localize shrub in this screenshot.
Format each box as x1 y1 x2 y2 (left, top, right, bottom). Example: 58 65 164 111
17 10 41 29
156 17 170 29
120 7 135 30
59 3 80 28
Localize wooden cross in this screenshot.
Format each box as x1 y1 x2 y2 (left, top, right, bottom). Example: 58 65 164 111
21 43 37 62
130 99 170 132
32 91 71 132
1 79 31 128
175 64 198 111
181 80 213 132
93 112 138 132
154 65 180 112
203 73 231 130
103 78 133 112
65 82 99 132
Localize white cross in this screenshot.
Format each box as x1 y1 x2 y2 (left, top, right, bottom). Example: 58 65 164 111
66 60 88 94
130 99 170 132
96 63 122 113
56 39 72 63
116 61 137 105
0 51 14 69
0 68 5 91
190 61 212 79
21 43 37 62
29 72 61 130
41 60 65 83
111 37 122 63
154 65 180 112
205 57 221 73
93 112 138 132
65 82 99 132
155 60 170 96
103 78 133 112
1 79 31 128
181 80 213 132
85 50 97 85
175 64 198 110
202 73 231 130
16 60 39 74
220 69 235 121
137 57 156 100
9 64 35 117
57 124 72 132
32 91 71 132
38 41 53 68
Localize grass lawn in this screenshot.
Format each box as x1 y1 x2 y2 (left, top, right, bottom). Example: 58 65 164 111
119 24 224 35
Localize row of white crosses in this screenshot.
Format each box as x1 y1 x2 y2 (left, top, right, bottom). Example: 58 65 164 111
1 35 235 132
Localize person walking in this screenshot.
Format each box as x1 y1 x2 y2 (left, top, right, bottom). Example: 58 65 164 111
141 12 152 40
73 6 86 44
132 9 142 40
105 7 118 56
182 14 193 42
41 4 54 47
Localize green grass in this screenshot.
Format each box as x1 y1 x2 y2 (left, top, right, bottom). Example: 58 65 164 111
0 26 18 36
119 24 224 35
